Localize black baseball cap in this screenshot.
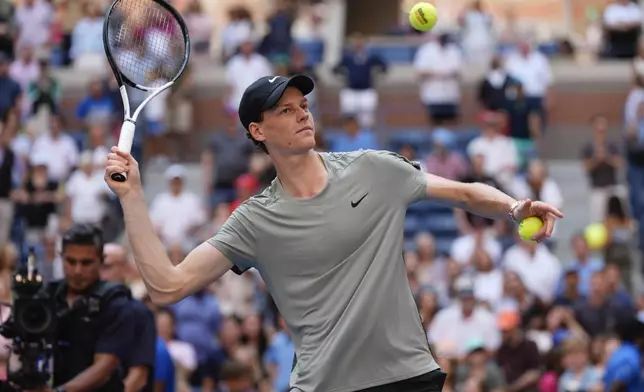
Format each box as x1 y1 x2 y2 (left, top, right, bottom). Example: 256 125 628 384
238 75 315 130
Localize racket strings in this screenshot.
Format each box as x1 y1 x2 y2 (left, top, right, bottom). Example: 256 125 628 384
107 0 186 88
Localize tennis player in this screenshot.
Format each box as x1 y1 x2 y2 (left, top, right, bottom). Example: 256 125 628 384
105 74 563 392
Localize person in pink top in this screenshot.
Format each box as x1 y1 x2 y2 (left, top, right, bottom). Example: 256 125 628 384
424 128 468 181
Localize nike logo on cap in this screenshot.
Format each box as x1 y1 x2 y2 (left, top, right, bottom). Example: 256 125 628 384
268 76 278 83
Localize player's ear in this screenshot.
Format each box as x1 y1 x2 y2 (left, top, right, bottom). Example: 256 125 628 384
248 122 266 143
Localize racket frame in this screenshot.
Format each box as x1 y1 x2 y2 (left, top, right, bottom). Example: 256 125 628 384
102 0 191 182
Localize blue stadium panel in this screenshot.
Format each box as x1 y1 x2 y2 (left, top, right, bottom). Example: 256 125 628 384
408 200 452 215
424 214 459 238
404 214 421 239
296 40 325 65
434 237 453 256
366 44 419 64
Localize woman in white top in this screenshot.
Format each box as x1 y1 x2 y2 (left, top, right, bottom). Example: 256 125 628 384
459 0 496 67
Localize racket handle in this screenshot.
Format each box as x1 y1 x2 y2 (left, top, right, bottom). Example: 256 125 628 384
111 121 136 183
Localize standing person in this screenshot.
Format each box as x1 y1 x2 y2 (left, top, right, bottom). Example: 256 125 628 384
105 74 563 392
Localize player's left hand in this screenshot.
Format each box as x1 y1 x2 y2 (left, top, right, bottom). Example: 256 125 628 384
513 199 564 242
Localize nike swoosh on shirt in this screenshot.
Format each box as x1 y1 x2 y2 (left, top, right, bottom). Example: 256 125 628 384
351 193 368 208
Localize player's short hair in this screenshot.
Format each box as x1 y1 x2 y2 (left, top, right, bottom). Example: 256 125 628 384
246 112 268 154
61 224 104 261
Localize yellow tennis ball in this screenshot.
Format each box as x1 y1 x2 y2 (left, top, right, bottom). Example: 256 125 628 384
409 2 438 32
518 217 544 242
584 223 608 250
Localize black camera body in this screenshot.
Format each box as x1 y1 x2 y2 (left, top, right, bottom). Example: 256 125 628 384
0 249 57 391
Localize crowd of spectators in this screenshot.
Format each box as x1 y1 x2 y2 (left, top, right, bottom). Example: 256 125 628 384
0 0 643 391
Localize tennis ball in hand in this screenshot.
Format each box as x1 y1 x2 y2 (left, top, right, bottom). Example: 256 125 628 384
518 217 544 242
409 2 438 32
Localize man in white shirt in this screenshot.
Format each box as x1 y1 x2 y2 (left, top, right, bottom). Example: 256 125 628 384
467 111 519 189
150 164 206 248
65 150 110 226
14 0 53 50
224 39 273 114
603 0 642 58
414 33 463 126
502 238 562 303
504 39 553 123
29 114 79 182
428 276 501 357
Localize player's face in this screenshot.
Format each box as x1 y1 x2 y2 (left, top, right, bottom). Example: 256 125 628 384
62 244 102 294
252 87 315 155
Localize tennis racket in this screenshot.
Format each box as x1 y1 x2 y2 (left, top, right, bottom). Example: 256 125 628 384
103 0 190 182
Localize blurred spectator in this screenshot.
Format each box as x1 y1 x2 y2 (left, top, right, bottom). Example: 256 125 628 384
53 0 84 67
559 234 603 298
155 338 176 392
14 0 53 50
477 55 519 111
333 34 387 129
150 164 206 247
458 0 496 68
156 308 197 392
259 1 295 65
228 173 258 214
582 115 623 222
502 238 562 303
558 338 602 392
9 44 38 100
538 349 562 392
604 195 636 280
64 150 110 227
504 38 553 124
167 61 194 142
263 315 294 392
330 115 379 152
428 276 501 357
416 284 441 330
450 221 502 267
424 128 467 181
221 6 253 62
76 78 116 127
292 0 327 41
29 114 78 183
0 52 21 120
143 66 172 161
467 111 518 189
603 263 634 308
454 338 506 392
70 1 107 72
13 157 60 245
456 154 503 235
224 39 272 114
28 58 61 121
573 270 634 337
602 316 644 391
510 160 563 211
0 20 13 59
183 0 213 57
0 0 13 23
217 361 255 392
287 47 318 116
496 311 542 392
414 33 463 126
0 115 14 245
471 242 504 307
414 232 448 298
505 84 541 169
201 120 253 208
602 0 642 59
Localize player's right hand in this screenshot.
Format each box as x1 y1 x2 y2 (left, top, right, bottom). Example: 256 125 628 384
105 147 143 198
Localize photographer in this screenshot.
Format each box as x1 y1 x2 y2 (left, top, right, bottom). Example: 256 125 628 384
44 224 138 392
102 243 158 392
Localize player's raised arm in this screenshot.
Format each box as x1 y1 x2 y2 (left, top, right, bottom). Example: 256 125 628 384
105 148 233 305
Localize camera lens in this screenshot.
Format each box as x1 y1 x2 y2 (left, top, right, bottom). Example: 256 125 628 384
17 302 52 335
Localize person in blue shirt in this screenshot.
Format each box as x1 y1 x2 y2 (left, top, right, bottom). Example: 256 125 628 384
155 337 176 392
76 79 115 125
263 316 294 392
603 316 643 392
330 116 380 153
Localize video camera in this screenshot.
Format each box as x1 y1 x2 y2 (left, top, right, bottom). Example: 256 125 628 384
0 248 57 391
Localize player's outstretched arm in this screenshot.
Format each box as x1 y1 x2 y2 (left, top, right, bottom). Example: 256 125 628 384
423 173 563 242
105 148 233 305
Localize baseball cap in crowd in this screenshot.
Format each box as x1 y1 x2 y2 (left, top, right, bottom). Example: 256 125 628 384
238 75 315 130
497 311 521 331
464 338 486 355
454 275 475 297
164 164 186 181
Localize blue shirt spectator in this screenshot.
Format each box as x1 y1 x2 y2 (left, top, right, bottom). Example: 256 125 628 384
558 235 603 297
264 330 295 392
155 338 175 392
603 342 642 392
0 53 21 118
76 79 115 124
170 290 223 364
333 38 387 90
329 116 380 152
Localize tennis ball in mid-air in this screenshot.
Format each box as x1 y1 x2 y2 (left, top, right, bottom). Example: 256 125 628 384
409 2 438 32
518 217 544 242
584 223 608 250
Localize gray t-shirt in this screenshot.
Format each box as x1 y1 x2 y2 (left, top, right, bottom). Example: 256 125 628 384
209 150 439 392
